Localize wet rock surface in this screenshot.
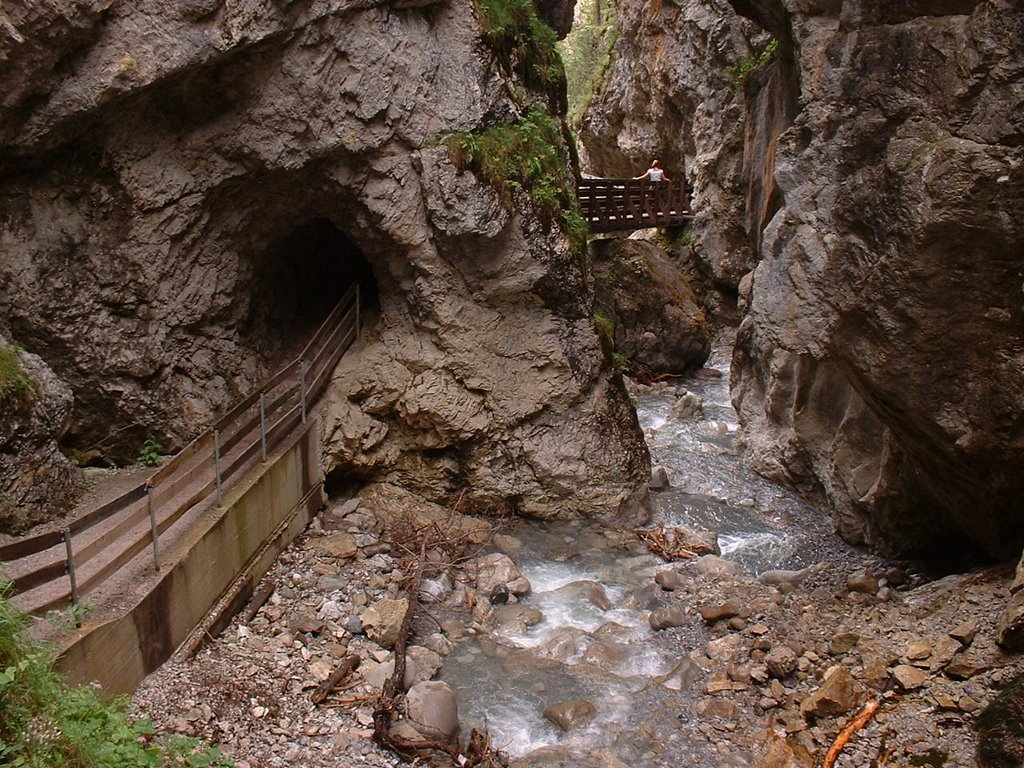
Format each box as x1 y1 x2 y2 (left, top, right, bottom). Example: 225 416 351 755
728 0 1024 560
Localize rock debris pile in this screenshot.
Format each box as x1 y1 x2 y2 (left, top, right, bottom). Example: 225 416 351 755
134 492 1024 768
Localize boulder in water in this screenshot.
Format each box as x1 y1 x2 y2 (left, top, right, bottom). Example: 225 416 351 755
543 698 597 731
649 466 671 490
406 681 460 742
669 391 704 420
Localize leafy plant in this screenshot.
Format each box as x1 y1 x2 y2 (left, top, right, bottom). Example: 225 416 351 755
46 601 95 633
447 108 589 264
0 582 233 767
137 435 163 467
473 0 566 99
0 345 35 406
726 37 779 88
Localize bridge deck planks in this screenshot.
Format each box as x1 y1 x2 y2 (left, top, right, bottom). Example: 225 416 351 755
577 178 692 233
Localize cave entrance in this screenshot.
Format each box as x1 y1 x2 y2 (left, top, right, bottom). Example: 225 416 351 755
248 218 378 365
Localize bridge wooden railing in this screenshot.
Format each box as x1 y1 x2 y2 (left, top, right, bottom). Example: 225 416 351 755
0 285 361 616
577 177 692 233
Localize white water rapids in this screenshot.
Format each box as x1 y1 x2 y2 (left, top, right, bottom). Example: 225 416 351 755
440 341 840 765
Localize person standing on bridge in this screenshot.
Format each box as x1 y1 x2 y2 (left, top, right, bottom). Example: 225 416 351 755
634 160 670 223
634 159 669 183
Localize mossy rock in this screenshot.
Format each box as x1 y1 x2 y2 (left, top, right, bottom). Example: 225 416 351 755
977 673 1024 767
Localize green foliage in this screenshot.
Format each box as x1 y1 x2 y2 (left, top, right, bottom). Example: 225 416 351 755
559 1 619 128
137 435 162 468
594 310 629 376
593 309 615 341
0 345 35 406
0 583 232 767
448 108 582 230
46 601 95 633
726 37 779 88
474 0 566 97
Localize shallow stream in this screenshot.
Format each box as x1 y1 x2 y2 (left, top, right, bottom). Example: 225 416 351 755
441 341 841 765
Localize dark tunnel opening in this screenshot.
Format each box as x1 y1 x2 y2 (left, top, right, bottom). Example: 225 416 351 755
246 218 379 367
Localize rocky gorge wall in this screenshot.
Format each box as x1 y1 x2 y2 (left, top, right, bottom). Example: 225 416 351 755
582 0 1024 560
730 0 1024 560
577 0 764 290
0 0 649 530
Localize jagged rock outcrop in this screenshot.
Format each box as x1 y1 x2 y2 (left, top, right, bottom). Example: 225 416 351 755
591 237 710 377
730 0 1024 559
0 336 81 532
0 0 649 527
577 0 764 288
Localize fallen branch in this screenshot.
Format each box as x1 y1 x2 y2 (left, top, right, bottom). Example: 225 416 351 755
243 579 276 623
823 698 881 768
311 654 361 705
371 511 510 766
635 527 699 560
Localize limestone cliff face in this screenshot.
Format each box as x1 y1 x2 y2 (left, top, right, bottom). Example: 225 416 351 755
0 0 649 526
577 0 763 288
731 0 1024 559
591 238 711 377
583 0 1024 558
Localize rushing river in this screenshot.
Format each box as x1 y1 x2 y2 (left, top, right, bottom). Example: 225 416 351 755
441 340 840 765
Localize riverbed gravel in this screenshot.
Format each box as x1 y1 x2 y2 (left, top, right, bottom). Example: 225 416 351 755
132 491 1023 768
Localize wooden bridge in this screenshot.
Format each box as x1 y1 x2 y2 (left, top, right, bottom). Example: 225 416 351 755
576 177 692 233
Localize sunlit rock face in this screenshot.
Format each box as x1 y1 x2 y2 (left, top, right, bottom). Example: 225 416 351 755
729 0 1024 559
0 0 650 528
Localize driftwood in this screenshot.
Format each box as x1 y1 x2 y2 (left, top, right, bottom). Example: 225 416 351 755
311 653 361 705
822 698 880 768
370 512 510 767
635 526 699 560
244 579 276 623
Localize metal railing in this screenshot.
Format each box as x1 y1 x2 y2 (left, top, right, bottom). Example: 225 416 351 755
577 177 692 233
0 284 361 616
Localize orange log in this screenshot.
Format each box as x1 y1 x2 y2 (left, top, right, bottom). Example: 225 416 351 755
823 698 881 768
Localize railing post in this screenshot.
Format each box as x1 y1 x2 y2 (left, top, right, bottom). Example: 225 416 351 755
355 283 361 339
300 359 308 424
214 428 223 502
63 527 79 618
147 485 160 570
259 391 268 461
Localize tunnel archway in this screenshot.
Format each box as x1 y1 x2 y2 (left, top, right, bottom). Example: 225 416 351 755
245 217 378 366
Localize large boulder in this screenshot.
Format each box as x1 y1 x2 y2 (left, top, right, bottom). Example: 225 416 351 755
591 238 710 376
0 336 81 533
405 680 460 742
360 598 409 650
